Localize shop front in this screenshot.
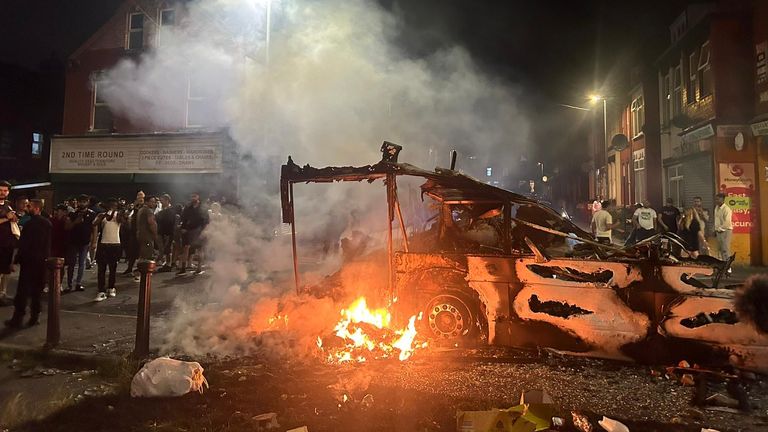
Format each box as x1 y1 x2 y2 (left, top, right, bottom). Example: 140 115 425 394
49 130 238 205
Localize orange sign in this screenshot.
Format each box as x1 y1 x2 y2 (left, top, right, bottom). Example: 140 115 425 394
718 163 755 234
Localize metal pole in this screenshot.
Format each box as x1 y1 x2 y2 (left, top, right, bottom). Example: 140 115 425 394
133 260 156 358
289 183 300 294
45 257 64 349
394 194 409 253
385 173 395 301
602 98 608 156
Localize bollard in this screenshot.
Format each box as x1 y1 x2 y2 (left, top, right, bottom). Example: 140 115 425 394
133 260 156 358
45 257 64 349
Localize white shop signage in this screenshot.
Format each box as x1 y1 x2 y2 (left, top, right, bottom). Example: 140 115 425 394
51 135 223 174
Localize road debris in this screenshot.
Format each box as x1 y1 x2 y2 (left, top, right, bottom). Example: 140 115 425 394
252 412 279 430
130 357 208 398
597 416 629 432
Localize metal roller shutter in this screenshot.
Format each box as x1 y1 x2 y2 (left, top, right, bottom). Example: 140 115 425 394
681 152 714 232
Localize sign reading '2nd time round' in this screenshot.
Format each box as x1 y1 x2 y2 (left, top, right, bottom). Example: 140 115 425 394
50 135 224 174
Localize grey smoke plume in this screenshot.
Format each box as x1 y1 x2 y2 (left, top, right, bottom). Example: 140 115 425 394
103 0 530 357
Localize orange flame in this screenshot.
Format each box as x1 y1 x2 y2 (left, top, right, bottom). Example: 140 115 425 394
318 297 427 363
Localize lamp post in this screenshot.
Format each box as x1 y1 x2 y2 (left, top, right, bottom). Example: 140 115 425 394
589 94 608 155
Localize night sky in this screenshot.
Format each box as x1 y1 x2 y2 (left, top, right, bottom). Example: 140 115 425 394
0 0 700 167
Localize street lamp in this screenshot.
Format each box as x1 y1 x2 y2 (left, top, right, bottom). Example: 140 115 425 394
588 94 608 152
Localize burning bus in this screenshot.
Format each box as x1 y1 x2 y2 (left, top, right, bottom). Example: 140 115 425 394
281 142 768 371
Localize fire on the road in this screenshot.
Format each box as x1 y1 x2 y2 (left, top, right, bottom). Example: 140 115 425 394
316 297 427 363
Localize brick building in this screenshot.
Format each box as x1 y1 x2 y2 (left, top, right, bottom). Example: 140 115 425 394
750 0 768 265
656 3 759 265
52 0 238 203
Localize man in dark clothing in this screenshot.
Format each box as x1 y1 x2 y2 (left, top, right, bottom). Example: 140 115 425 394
137 196 158 262
178 192 209 275
156 194 177 272
658 197 681 235
123 192 144 276
5 199 51 328
50 204 71 286
65 194 96 292
0 180 18 306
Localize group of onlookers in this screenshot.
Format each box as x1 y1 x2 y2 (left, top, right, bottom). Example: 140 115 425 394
590 193 734 265
1 180 217 328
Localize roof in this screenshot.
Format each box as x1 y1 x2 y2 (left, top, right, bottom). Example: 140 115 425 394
280 152 589 238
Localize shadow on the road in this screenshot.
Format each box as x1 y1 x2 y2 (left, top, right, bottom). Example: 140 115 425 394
0 326 22 341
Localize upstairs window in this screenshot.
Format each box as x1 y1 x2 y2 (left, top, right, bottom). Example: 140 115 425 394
186 75 210 128
92 76 114 131
631 96 644 137
158 8 176 45
662 72 671 125
698 41 712 97
127 13 145 50
32 132 42 157
673 65 683 116
160 9 176 26
687 50 699 104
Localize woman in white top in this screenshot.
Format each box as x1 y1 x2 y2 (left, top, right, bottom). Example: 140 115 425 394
92 198 124 302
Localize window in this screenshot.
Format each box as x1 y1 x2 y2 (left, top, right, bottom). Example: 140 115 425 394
32 132 42 157
698 41 712 97
687 50 699 104
662 72 671 125
92 77 113 131
668 165 683 207
631 96 644 137
160 9 175 26
673 65 683 116
127 13 145 50
633 149 646 202
633 148 645 171
186 75 210 128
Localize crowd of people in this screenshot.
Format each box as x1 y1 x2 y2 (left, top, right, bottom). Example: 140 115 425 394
589 193 734 267
0 181 220 328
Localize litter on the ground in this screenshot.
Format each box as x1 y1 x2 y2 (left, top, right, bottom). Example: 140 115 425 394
130 357 208 398
252 412 279 430
597 416 629 432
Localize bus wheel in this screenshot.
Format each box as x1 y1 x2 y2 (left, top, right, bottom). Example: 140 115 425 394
424 291 481 341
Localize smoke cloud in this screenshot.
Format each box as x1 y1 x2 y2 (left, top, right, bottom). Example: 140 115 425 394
103 0 530 357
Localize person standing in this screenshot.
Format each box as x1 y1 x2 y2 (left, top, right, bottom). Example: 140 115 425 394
93 198 124 301
0 180 18 306
122 192 144 276
65 195 95 292
178 192 209 275
658 198 681 235
714 193 733 270
4 199 51 328
156 194 177 272
590 200 620 244
136 196 159 268
692 196 711 255
632 200 657 242
678 208 703 258
15 196 30 228
50 204 71 287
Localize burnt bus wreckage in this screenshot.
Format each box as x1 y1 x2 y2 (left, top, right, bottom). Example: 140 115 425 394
280 142 768 372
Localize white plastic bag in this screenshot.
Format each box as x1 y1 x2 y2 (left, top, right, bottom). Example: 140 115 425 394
130 357 208 398
598 416 629 432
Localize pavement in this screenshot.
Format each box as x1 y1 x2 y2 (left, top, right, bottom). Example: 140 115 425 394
0 262 211 360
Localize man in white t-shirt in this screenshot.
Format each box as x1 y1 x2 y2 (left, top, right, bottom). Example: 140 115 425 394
632 200 657 242
591 200 620 244
92 198 124 302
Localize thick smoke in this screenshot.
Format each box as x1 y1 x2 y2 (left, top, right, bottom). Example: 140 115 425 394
103 0 530 357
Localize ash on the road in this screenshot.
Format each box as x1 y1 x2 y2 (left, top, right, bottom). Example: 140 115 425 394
11 348 768 432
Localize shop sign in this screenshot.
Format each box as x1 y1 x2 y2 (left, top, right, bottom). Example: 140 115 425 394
681 124 714 143
718 163 755 234
757 41 767 85
751 119 768 136
51 135 223 174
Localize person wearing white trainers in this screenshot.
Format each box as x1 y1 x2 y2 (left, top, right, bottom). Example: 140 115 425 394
94 198 124 300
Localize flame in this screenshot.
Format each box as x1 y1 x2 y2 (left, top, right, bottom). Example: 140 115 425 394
318 297 427 363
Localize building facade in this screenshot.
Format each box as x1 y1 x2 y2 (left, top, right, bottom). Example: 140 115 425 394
656 4 759 265
54 0 238 203
750 0 768 266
